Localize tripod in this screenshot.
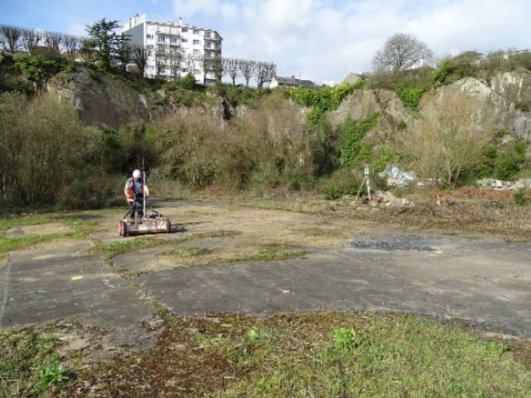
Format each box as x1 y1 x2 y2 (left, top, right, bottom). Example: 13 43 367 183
356 167 372 201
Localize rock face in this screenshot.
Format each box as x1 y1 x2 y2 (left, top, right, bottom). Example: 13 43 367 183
420 72 531 141
329 89 412 140
47 67 530 146
47 67 153 130
326 71 530 144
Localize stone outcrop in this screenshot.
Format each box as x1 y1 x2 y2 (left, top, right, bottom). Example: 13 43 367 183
420 72 530 141
46 67 530 148
47 67 155 130
329 89 412 140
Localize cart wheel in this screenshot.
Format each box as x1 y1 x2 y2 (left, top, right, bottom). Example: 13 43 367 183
118 221 128 237
165 219 171 233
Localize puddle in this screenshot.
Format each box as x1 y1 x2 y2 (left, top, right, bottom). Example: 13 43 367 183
350 236 438 252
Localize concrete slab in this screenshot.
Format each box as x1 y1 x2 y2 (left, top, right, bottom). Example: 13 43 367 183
0 241 154 349
138 237 531 338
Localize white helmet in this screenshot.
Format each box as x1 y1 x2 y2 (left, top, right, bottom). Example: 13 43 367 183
132 169 141 178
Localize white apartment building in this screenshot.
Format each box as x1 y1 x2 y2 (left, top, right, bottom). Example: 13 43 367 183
123 14 222 84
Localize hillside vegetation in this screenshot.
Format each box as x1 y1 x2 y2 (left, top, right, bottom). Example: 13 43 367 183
0 49 530 212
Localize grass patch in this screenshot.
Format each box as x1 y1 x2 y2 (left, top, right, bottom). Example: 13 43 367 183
0 329 69 397
96 237 170 263
97 230 241 263
233 244 307 263
0 212 101 255
62 312 530 397
0 235 44 254
172 246 212 257
0 214 50 232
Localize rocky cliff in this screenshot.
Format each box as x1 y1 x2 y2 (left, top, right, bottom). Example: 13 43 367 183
329 71 530 143
46 67 530 146
47 67 154 130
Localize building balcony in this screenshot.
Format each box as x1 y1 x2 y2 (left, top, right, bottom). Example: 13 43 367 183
204 34 221 41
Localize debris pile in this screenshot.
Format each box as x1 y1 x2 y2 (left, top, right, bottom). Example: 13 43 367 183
379 166 416 187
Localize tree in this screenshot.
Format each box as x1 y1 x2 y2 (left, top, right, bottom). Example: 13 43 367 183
154 46 168 77
239 59 256 87
81 18 127 70
224 58 240 86
372 33 433 72
0 24 22 52
62 34 81 60
130 46 150 76
254 61 276 88
203 55 223 82
13 53 59 88
21 28 42 53
166 48 182 80
399 90 494 187
43 31 63 53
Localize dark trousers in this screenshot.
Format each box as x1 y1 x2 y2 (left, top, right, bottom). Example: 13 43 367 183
129 194 145 219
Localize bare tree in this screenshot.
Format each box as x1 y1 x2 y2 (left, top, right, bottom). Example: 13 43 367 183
114 33 131 71
166 48 182 80
21 28 42 53
130 46 151 76
239 59 256 87
372 33 433 72
399 90 494 187
182 54 203 81
155 46 168 78
62 34 81 59
223 58 239 86
43 31 63 53
0 25 23 52
203 55 223 82
254 61 276 88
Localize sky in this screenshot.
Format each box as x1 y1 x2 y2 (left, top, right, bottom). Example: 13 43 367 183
1 0 530 85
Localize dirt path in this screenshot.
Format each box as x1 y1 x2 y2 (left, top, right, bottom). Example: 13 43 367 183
1 199 530 359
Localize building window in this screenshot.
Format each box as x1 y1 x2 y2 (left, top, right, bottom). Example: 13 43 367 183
147 44 154 50
170 37 179 44
193 39 200 45
181 68 188 73
182 28 188 33
181 38 188 43
193 29 199 35
193 69 200 75
158 35 165 43
146 34 153 39
193 49 200 56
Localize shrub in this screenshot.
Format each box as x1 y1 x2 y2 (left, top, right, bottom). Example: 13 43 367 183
515 100 530 112
339 113 379 169
513 189 529 206
321 168 362 200
180 72 196 90
396 86 425 110
13 54 60 86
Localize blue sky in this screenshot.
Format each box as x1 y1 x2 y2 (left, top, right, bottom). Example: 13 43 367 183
1 0 530 84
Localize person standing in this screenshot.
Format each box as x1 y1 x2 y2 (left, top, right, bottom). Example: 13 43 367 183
124 169 149 219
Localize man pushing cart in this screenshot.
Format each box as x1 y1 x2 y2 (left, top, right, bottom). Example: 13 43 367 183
118 164 171 236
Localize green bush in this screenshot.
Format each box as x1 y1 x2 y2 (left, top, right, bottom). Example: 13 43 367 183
396 86 426 110
180 72 196 90
13 54 60 85
515 100 530 112
285 83 354 112
513 189 529 206
339 113 379 169
321 168 364 200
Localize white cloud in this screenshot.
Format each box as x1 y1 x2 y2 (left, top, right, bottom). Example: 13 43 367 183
3 0 529 84
209 0 531 84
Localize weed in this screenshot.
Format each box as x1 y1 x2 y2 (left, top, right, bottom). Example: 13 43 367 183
513 189 529 206
0 330 69 396
171 246 211 257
